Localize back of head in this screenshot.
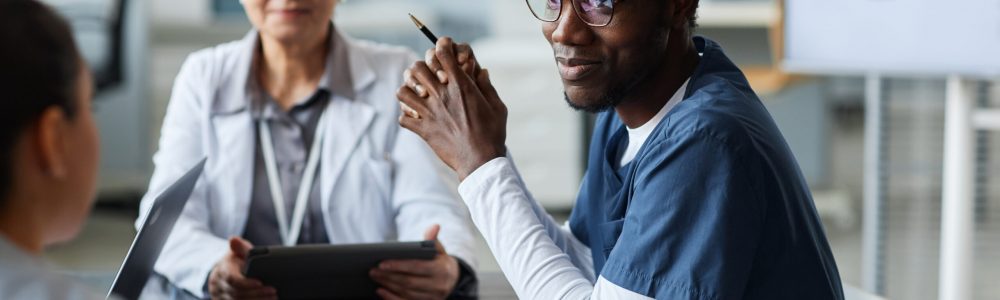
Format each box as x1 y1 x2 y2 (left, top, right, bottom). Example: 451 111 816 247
0 0 83 208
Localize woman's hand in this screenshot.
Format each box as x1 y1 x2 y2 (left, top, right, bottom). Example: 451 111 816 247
370 225 460 300
397 37 507 180
208 237 277 300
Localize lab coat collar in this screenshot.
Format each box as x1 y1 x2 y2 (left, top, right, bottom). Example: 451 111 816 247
211 23 377 115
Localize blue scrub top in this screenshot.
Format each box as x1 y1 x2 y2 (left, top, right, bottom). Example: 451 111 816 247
569 36 844 300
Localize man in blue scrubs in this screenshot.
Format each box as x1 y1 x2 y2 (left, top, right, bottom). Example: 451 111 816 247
395 0 844 298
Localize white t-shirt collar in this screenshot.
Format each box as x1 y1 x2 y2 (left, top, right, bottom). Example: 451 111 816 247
619 78 690 167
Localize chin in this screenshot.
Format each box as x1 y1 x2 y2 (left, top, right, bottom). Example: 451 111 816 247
263 22 319 41
46 202 94 247
563 87 619 113
45 224 84 247
266 28 307 42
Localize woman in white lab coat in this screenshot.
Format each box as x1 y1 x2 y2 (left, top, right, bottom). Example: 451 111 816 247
140 0 477 299
0 1 104 299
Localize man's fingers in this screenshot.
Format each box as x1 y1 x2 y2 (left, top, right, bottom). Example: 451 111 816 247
455 44 474 67
476 69 498 99
425 48 448 84
436 70 448 85
476 69 505 113
409 61 444 98
399 113 425 137
400 102 419 119
434 37 468 83
456 44 479 78
397 85 430 137
457 47 469 64
403 69 428 98
425 48 437 69
429 43 478 82
397 86 431 119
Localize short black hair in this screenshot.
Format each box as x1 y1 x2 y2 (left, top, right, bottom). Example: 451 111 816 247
0 0 83 206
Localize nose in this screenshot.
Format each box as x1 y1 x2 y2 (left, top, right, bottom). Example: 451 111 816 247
549 0 595 46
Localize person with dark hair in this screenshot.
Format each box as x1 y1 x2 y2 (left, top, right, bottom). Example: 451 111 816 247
396 0 845 299
0 0 104 299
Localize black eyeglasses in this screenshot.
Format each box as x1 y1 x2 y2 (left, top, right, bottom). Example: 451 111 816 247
526 0 615 27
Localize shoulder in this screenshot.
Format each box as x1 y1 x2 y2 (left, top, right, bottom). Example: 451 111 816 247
629 77 771 182
338 36 420 147
178 38 247 82
0 264 103 300
163 37 252 114
651 75 765 151
344 36 419 76
186 38 246 63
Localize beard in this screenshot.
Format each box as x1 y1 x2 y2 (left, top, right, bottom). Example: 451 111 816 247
564 88 624 113
563 68 647 113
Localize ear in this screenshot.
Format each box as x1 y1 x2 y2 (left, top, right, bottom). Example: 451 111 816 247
33 106 69 179
672 0 698 30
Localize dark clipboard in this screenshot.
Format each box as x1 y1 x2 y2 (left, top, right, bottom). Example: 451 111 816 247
243 241 438 299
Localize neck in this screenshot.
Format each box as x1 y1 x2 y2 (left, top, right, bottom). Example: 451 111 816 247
614 33 700 129
257 26 330 110
0 197 45 255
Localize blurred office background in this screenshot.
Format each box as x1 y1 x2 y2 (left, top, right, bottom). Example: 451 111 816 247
38 0 999 299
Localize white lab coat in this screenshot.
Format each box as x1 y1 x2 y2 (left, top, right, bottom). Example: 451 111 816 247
139 28 476 298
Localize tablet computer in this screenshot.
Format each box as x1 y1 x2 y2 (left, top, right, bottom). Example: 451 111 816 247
244 241 438 299
108 158 206 300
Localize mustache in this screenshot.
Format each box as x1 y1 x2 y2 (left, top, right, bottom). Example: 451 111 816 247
550 44 603 61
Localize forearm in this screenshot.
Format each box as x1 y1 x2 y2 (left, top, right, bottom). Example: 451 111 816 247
392 129 478 267
458 157 594 299
502 154 595 280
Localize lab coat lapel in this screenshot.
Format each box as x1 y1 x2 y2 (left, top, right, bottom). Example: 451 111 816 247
211 112 255 234
319 95 375 221
209 30 257 235
319 33 378 225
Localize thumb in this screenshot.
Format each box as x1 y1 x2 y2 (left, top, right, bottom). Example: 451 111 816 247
423 224 447 254
229 237 254 260
423 224 441 241
476 69 504 111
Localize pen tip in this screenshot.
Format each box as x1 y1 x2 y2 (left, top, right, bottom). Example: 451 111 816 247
408 13 424 28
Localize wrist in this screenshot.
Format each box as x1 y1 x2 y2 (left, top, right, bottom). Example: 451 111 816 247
448 256 479 299
458 150 503 181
